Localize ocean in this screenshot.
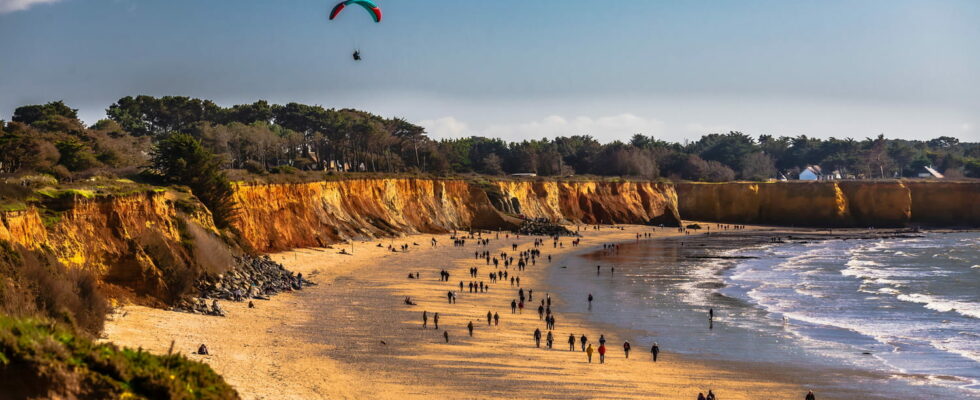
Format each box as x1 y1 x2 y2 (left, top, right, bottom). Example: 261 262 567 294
549 230 979 399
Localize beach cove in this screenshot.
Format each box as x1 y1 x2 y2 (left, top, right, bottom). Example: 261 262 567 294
104 224 817 399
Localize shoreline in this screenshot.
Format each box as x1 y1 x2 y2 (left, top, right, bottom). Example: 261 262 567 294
102 224 916 399
545 228 907 400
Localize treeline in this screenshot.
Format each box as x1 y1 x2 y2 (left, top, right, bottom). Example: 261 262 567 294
2 96 979 184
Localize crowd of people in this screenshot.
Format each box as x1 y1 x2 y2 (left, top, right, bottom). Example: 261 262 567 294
406 226 816 399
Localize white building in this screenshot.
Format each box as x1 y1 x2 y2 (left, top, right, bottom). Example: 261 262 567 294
917 166 944 179
799 166 821 180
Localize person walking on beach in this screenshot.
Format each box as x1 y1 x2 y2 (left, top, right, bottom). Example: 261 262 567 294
568 334 576 351
651 342 660 362
468 321 474 337
511 300 517 313
422 311 428 328
534 328 542 348
448 291 454 304
805 390 816 400
598 334 606 346
434 313 440 330
706 390 716 400
580 335 588 351
487 311 493 326
538 304 545 320
494 312 500 326
588 293 594 308
598 343 607 363
697 393 706 400
444 330 449 343
586 344 594 363
623 341 631 359
546 331 554 349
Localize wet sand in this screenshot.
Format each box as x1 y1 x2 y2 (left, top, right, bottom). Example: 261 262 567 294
104 225 811 399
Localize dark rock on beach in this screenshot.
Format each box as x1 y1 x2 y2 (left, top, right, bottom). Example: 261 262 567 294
174 255 314 316
516 220 578 237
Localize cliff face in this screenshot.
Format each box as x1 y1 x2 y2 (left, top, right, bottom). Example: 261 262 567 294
0 191 220 300
231 179 682 252
231 179 508 253
676 181 975 227
490 181 681 226
907 181 980 226
0 179 682 292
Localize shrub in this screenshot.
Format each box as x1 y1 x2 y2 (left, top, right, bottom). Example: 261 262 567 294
0 315 240 399
242 160 266 175
270 165 298 175
0 241 109 334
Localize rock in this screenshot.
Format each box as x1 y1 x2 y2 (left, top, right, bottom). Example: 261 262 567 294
515 220 577 237
174 254 315 315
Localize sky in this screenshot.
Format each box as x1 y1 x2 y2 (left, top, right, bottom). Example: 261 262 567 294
1 0 978 143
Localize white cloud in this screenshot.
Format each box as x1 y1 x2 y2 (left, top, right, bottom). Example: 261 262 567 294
419 116 475 138
421 113 665 143
0 0 61 14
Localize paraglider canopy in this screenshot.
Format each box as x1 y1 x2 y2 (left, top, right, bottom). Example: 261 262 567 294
329 0 382 23
352 50 361 61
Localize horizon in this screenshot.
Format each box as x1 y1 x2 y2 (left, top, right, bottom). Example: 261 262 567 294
1 0 979 144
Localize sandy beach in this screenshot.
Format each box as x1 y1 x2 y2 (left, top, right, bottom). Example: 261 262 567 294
104 225 807 399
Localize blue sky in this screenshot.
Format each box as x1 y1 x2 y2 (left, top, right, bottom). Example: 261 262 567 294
1 0 978 143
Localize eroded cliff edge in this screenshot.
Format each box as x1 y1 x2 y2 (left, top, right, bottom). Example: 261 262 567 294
0 178 682 308
0 190 227 304
231 179 682 252
675 181 979 227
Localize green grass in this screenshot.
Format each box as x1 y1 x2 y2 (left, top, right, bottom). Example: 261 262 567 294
35 187 97 199
0 201 27 212
0 315 239 400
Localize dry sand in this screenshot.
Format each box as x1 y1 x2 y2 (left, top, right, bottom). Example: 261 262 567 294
104 225 805 399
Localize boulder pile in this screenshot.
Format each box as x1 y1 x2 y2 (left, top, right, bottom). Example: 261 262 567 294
516 220 577 237
174 254 314 316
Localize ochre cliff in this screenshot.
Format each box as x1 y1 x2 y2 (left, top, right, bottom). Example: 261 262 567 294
906 181 980 226
0 191 222 301
490 181 681 226
231 179 509 253
230 179 682 252
0 178 682 291
676 181 976 227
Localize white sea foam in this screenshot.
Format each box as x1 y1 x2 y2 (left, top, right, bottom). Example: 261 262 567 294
677 259 729 307
716 233 980 395
897 293 980 319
